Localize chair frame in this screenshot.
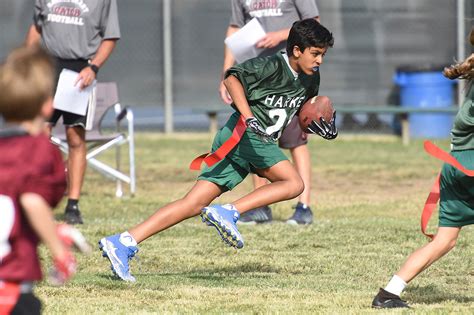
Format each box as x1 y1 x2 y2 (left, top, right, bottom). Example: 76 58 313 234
51 82 136 197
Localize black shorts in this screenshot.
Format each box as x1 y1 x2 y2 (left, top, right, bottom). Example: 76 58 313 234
278 117 308 149
48 58 90 128
11 293 41 315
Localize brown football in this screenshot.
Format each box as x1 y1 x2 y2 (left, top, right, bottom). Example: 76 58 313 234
298 96 334 132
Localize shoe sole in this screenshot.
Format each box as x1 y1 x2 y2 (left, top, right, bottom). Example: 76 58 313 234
65 218 83 225
98 239 136 282
64 214 84 225
371 305 410 309
201 208 244 249
236 220 257 225
286 219 312 225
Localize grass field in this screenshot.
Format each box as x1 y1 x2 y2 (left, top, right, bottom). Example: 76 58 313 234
39 132 473 314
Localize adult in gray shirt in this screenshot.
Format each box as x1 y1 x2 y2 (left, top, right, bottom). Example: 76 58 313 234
25 0 121 225
219 0 320 225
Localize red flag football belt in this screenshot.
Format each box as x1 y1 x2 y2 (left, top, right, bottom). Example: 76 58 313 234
189 115 247 170
421 140 474 239
0 281 21 314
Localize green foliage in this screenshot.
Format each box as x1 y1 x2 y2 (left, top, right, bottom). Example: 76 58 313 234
40 133 473 314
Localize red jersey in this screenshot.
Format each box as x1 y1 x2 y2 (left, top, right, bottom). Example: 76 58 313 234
0 128 66 282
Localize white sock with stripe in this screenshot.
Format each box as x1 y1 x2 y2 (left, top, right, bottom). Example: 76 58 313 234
384 275 407 296
222 204 237 211
119 231 138 247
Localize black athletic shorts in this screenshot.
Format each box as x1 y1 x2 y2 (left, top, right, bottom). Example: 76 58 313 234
11 293 41 315
48 58 90 128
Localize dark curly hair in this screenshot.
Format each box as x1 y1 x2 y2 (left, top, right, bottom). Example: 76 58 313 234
286 19 334 57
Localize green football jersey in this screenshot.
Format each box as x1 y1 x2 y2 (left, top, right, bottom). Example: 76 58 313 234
451 82 474 151
225 52 320 139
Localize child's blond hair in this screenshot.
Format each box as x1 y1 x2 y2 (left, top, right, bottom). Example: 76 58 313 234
0 46 54 122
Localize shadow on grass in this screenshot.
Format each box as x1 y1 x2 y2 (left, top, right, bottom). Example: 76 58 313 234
96 262 278 284
406 284 474 304
168 262 281 280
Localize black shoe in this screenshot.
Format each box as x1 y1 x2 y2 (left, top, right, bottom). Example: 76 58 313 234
286 202 313 225
238 206 272 224
372 288 410 309
64 204 84 225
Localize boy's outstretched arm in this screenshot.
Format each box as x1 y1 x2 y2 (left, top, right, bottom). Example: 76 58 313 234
20 193 76 283
223 75 252 119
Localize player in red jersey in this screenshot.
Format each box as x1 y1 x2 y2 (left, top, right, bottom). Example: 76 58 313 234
0 46 88 315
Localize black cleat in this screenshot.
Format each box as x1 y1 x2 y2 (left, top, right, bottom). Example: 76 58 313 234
64 204 84 225
238 206 272 224
372 288 410 309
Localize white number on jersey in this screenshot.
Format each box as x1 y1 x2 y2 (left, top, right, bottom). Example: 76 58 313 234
266 108 287 136
0 195 15 261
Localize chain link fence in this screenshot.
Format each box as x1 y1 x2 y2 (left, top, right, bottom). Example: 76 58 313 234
1 0 473 134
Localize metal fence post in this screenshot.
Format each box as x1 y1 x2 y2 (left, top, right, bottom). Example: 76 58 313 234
163 0 173 133
457 0 465 107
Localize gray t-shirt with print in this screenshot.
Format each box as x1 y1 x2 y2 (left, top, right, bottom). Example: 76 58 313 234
34 0 120 60
230 0 319 57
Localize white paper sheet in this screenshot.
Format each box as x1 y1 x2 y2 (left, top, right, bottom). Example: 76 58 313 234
53 69 96 116
224 18 266 63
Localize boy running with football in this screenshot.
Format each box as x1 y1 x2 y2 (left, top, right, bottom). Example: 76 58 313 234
99 19 336 282
372 28 474 309
0 46 89 314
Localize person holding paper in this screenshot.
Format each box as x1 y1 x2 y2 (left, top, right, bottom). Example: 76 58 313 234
219 0 320 224
25 0 121 224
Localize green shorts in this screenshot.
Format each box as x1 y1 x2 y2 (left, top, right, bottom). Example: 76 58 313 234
198 112 288 191
439 149 474 227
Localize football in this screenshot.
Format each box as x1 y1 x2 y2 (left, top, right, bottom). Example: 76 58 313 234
298 96 334 132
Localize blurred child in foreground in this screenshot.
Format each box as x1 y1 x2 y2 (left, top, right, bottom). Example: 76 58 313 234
0 46 89 315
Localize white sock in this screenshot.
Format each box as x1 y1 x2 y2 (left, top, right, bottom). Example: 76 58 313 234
222 204 237 211
384 275 407 296
119 231 138 247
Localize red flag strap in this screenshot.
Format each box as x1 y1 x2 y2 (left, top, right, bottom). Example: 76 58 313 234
189 115 247 171
421 140 474 239
420 174 440 239
0 281 21 315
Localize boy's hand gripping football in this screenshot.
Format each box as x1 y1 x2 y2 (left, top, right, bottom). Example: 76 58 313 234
306 111 338 140
245 117 275 142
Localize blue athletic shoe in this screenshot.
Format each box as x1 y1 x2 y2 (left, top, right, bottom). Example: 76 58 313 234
201 204 244 249
99 234 139 282
286 202 313 225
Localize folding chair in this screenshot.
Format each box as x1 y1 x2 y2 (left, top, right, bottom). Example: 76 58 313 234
51 82 136 197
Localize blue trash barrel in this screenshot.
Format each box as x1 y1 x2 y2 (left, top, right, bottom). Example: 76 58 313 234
394 66 455 138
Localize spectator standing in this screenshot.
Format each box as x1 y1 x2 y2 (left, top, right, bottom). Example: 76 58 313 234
25 0 121 224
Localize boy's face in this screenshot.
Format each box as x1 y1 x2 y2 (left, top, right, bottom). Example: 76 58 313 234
293 46 328 75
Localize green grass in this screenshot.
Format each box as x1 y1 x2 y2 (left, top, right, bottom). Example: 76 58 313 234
39 133 473 314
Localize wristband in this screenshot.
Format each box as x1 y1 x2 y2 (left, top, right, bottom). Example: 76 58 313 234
89 64 99 74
